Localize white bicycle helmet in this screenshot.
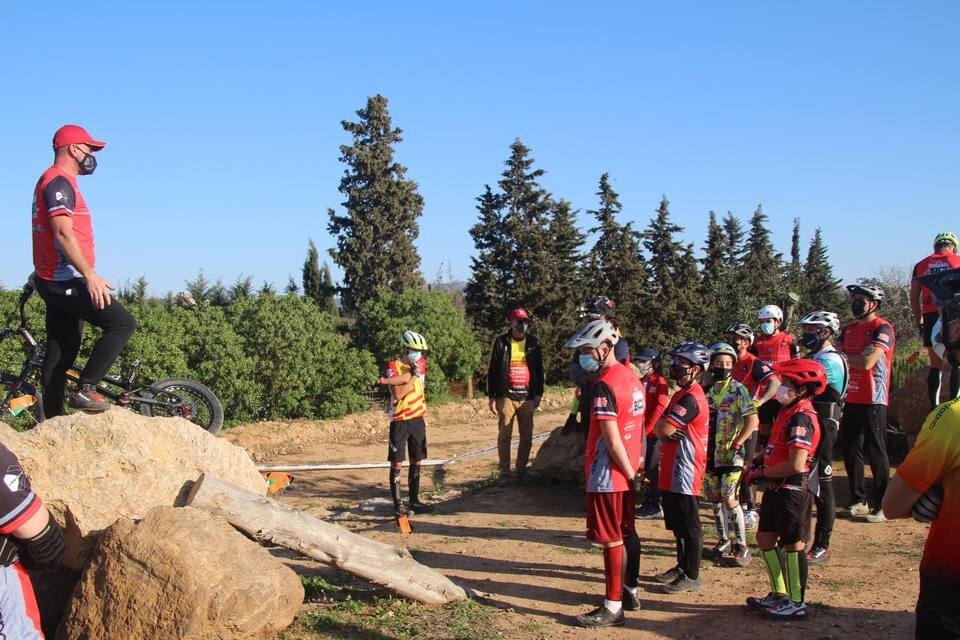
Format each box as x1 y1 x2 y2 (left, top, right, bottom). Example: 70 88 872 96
758 304 783 321
800 310 841 336
401 330 428 351
564 320 620 349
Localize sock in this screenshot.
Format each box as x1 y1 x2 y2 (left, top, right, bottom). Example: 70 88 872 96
951 366 960 400
390 467 403 506
798 550 809 601
730 503 747 546
928 368 943 409
603 545 624 601
762 548 787 595
623 533 641 588
408 465 421 504
714 504 729 543
603 598 622 614
785 551 803 604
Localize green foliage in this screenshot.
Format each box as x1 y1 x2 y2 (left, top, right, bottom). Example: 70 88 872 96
804 227 844 314
327 94 425 313
354 290 481 401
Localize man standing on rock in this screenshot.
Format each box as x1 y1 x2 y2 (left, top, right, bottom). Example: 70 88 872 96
0 442 66 639
565 319 645 628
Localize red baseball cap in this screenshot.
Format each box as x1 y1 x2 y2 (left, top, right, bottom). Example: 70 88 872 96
509 308 530 322
52 124 106 151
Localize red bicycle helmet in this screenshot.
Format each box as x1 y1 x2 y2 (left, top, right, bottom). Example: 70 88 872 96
509 308 530 322
773 359 827 395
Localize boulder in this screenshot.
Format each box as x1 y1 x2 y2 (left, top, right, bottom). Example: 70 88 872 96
531 426 585 483
888 369 931 438
0 408 265 569
57 506 303 640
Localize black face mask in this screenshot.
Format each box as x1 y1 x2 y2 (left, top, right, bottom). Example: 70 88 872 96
710 367 731 381
78 152 97 175
669 363 689 381
801 332 823 351
852 299 870 318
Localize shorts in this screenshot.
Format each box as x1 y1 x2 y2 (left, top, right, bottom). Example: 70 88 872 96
922 311 941 348
916 574 960 639
586 490 637 544
387 417 427 463
703 467 743 503
661 491 701 537
758 398 781 425
758 487 811 545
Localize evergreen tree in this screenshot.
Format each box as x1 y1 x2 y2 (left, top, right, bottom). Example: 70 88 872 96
700 211 726 294
185 270 214 305
302 239 324 305
721 211 745 268
803 228 843 312
641 196 697 345
285 276 300 295
700 211 731 337
320 263 338 316
229 275 254 301
464 185 509 346
741 204 783 310
782 218 806 325
327 94 425 313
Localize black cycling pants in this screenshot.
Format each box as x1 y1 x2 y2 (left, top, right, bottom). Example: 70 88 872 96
839 403 890 509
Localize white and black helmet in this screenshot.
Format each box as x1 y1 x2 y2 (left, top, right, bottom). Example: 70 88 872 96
758 304 783 321
847 283 885 303
564 319 620 349
800 310 840 335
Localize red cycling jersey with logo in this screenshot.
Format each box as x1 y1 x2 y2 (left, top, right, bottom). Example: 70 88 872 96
731 351 774 398
658 383 710 495
752 332 796 366
584 362 646 493
841 317 895 406
643 372 670 437
31 166 95 281
762 398 820 480
913 251 960 314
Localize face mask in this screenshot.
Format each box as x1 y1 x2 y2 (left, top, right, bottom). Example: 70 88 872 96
78 151 97 175
579 352 601 373
775 385 797 405
669 363 691 382
710 367 732 381
407 351 422 363
636 362 652 377
852 299 869 318
801 332 823 351
759 322 775 336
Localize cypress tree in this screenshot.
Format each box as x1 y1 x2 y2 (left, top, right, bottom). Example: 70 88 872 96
327 94 424 313
320 263 338 315
803 228 843 312
302 239 324 304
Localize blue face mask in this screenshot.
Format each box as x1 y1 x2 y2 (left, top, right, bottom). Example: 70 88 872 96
759 322 776 336
407 351 422 363
578 353 601 373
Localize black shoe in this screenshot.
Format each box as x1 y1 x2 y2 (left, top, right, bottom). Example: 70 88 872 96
394 502 408 516
707 540 732 559
575 605 625 628
637 502 664 519
410 501 434 514
621 587 641 611
662 575 703 593
654 566 682 584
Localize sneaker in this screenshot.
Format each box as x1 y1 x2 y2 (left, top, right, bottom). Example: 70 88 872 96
734 544 752 567
663 575 703 593
807 546 831 565
763 599 807 619
843 502 870 517
863 509 887 523
575 605 625 628
621 587 641 611
409 501 434 514
637 502 663 519
743 509 759 530
67 385 110 412
496 472 513 487
746 592 786 610
707 540 732 559
393 502 408 517
654 566 683 584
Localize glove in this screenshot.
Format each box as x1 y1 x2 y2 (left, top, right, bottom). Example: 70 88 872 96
745 464 765 485
730 445 745 467
913 485 943 523
668 428 686 441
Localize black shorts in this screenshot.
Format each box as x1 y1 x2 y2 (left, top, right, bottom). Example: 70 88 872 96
661 491 701 537
758 487 811 545
758 398 781 425
922 311 941 348
916 575 960 639
387 417 427 462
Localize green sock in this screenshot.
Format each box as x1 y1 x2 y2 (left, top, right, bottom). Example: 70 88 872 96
762 548 786 595
785 551 803 603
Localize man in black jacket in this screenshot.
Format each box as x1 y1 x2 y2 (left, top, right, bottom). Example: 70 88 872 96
487 308 544 482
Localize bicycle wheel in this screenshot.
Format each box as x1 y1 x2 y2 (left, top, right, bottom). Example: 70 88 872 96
0 372 45 429
140 378 224 435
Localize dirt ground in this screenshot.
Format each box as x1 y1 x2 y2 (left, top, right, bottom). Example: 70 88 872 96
225 391 925 640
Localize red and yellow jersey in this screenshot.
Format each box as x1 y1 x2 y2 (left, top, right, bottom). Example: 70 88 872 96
658 383 710 496
643 372 670 437
841 316 895 405
752 332 796 366
585 362 646 493
32 166 96 281
896 398 960 581
385 358 426 421
914 251 960 314
762 398 820 476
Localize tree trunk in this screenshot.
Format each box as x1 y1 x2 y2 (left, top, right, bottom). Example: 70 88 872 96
185 473 467 605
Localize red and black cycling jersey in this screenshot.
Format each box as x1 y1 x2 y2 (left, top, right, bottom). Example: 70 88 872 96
731 351 774 397
914 251 960 315
762 398 820 483
643 372 670 437
31 166 96 281
751 332 797 366
841 316 895 406
658 383 709 496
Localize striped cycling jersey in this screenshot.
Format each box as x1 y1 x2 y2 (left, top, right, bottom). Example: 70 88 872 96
658 383 709 496
385 358 426 421
584 362 645 493
841 317 895 406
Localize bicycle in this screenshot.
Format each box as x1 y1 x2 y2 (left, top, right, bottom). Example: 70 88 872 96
1 279 224 435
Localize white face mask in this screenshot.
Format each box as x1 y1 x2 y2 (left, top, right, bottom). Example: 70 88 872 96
775 384 797 405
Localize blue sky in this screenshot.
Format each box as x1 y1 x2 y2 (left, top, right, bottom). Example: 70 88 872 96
2 2 957 296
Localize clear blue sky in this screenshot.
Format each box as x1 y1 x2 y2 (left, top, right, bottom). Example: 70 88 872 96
2 2 957 296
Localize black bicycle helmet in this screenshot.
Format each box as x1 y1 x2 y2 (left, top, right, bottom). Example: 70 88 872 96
585 296 616 319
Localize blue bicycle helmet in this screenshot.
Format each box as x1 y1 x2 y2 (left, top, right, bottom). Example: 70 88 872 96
669 341 710 367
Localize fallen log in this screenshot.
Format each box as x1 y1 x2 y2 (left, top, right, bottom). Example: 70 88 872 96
186 473 467 605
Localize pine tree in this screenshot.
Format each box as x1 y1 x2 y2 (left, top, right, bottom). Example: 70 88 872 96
320 263 338 315
782 218 806 325
742 204 783 310
803 228 843 312
464 185 509 345
701 211 726 294
641 196 697 345
327 94 425 313
229 275 254 301
721 211 745 268
285 276 300 295
302 239 324 305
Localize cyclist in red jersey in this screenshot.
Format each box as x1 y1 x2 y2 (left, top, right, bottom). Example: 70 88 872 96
839 283 895 523
753 305 799 366
744 359 824 620
910 232 960 410
635 347 670 518
566 320 645 628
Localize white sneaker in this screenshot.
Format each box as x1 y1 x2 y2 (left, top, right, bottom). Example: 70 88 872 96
863 509 887 523
743 509 759 530
844 502 870 517
763 598 807 619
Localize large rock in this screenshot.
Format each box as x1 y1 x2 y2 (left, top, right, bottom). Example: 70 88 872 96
532 426 585 483
889 369 931 437
58 506 303 640
0 408 265 568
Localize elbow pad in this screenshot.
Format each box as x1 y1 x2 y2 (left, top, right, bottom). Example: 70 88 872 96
15 518 65 571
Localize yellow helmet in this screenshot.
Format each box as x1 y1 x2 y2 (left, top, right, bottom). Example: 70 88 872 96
401 330 428 351
935 232 958 250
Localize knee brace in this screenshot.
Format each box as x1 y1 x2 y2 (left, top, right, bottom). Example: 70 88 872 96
15 517 64 570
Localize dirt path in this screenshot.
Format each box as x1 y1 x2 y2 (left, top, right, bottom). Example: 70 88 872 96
226 393 923 639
